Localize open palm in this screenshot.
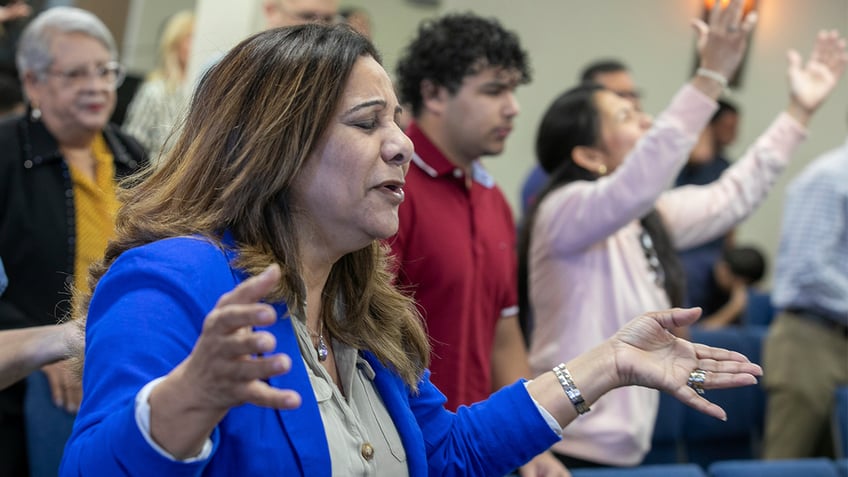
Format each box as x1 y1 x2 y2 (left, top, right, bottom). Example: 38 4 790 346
788 30 848 113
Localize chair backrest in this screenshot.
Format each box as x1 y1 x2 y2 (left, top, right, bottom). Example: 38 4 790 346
683 327 766 467
708 458 840 477
570 463 706 477
835 458 848 477
742 289 776 327
642 391 686 465
835 387 848 458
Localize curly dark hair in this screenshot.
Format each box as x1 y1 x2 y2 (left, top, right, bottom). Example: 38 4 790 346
396 12 531 117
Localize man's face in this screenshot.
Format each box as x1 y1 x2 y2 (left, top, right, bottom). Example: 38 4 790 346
438 66 523 165
592 70 642 112
265 0 338 29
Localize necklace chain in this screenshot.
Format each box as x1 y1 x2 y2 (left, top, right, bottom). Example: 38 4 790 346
303 301 328 362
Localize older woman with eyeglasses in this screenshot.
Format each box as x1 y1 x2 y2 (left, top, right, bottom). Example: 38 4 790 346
0 6 146 475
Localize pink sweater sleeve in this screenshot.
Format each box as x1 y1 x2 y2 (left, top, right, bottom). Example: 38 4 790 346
534 84 717 257
657 112 807 249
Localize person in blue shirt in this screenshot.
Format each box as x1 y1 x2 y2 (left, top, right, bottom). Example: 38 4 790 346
763 133 848 459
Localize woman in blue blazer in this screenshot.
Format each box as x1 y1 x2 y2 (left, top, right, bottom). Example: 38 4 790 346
61 15 763 477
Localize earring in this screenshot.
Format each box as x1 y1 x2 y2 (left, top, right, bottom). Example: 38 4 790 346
30 104 41 121
597 164 607 176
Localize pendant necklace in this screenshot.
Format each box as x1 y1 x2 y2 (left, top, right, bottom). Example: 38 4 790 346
304 301 328 361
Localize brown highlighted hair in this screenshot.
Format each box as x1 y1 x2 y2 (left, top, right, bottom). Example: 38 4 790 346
77 24 429 387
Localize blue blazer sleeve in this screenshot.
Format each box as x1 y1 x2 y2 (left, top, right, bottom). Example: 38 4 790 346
60 237 331 477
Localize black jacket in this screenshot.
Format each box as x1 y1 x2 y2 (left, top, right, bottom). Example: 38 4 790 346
0 115 147 332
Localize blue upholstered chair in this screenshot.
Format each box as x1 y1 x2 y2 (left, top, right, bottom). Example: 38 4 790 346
683 327 766 467
708 458 840 477
741 289 776 327
642 391 686 464
835 387 848 458
570 463 706 477
835 458 848 477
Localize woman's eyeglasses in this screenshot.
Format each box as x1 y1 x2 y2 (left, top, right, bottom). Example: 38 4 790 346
639 229 666 288
43 61 126 90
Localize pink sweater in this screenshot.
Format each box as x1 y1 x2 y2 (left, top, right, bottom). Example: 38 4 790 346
527 84 806 465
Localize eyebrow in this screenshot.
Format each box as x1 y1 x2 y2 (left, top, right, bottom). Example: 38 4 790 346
343 99 387 115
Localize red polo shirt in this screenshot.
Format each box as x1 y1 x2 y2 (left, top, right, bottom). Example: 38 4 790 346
389 122 518 411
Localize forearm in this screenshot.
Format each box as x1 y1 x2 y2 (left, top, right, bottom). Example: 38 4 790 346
0 324 69 390
490 315 532 390
526 342 618 429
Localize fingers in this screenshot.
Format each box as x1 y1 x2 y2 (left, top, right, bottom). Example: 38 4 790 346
243 381 302 410
691 18 708 41
647 307 702 329
675 386 729 421
692 343 753 364
216 264 281 309
740 11 758 34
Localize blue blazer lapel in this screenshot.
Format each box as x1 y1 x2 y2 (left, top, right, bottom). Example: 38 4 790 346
361 352 427 477
265 302 331 477
219 235 330 475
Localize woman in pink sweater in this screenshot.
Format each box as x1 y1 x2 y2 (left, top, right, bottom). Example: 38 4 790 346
518 3 847 468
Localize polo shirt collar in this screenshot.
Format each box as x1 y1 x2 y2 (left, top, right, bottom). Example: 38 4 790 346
406 121 495 189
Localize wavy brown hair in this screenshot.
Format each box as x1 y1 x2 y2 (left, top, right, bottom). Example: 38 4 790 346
76 24 430 387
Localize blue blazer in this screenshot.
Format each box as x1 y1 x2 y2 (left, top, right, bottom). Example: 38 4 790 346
60 237 559 477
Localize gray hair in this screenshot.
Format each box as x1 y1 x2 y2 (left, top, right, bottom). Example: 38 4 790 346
16 7 118 80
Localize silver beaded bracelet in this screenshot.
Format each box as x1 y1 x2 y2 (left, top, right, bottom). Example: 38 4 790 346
553 363 591 415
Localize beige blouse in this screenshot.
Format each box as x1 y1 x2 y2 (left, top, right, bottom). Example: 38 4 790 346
291 317 410 477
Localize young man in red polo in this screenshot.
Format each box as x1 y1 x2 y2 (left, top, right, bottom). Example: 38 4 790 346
391 13 569 477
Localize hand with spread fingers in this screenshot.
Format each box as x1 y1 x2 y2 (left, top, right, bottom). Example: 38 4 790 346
786 29 848 125
691 0 758 86
148 264 302 459
609 308 762 421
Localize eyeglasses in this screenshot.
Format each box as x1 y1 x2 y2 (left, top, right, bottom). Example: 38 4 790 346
43 61 126 90
639 229 665 288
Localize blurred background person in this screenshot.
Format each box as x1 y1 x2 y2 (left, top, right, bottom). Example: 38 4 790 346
520 7 845 466
695 245 767 330
339 5 371 38
123 10 194 164
675 99 742 310
263 0 338 29
520 58 641 218
763 131 848 460
0 7 147 476
0 65 23 117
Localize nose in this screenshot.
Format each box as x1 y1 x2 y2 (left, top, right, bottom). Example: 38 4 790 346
504 91 520 118
639 112 653 130
383 124 413 167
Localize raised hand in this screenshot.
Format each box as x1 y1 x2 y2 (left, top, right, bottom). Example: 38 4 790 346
149 264 301 459
691 0 759 81
171 263 301 411
786 30 848 125
609 308 762 421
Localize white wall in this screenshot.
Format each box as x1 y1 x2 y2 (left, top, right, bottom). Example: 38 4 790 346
122 0 196 74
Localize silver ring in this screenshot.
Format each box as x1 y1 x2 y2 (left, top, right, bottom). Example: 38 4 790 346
727 26 739 33
688 369 707 395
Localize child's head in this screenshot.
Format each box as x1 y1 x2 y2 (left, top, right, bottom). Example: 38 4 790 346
715 246 766 289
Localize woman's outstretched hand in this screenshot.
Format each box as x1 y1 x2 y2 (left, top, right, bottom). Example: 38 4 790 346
609 308 762 421
691 0 759 85
786 30 848 125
